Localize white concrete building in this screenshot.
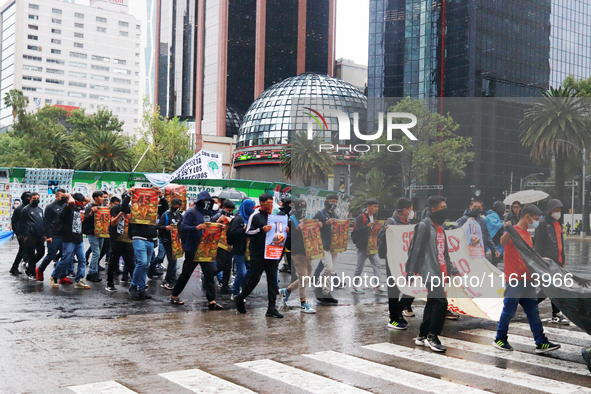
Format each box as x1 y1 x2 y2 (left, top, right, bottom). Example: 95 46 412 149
0 0 141 133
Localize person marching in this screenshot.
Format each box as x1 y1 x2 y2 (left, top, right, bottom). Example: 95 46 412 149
20 192 45 280
37 189 68 282
228 199 255 300
9 192 32 275
105 193 136 293
156 198 183 290
213 199 236 294
83 191 105 283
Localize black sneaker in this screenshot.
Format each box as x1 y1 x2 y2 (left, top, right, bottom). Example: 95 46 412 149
235 295 246 314
317 296 339 304
9 268 21 276
493 337 514 351
86 274 102 283
425 335 446 352
105 285 118 293
387 318 407 330
128 285 141 299
582 348 591 373
220 286 232 295
138 290 152 300
414 336 427 346
265 308 284 318
445 310 459 320
535 341 560 354
120 275 129 282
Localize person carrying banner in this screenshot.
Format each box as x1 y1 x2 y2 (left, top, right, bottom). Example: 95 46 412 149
212 199 235 294
351 198 386 294
105 193 136 292
278 199 316 314
457 198 499 260
534 199 570 325
169 191 222 309
406 195 460 352
83 191 105 283
485 201 506 267
380 197 415 330
228 199 255 300
37 189 68 282
493 204 561 353
234 193 285 318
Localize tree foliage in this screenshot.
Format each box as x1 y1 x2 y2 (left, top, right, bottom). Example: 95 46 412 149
76 130 133 172
281 131 335 187
349 168 397 216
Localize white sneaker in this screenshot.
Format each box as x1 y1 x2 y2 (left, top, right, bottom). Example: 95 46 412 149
551 314 570 325
374 285 387 294
351 286 365 294
301 302 316 314
74 280 90 289
49 276 59 288
402 308 415 317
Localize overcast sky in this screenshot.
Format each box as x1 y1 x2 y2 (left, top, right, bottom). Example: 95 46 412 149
335 0 370 66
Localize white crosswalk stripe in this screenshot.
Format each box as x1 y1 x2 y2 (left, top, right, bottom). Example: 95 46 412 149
439 336 589 376
363 342 591 393
512 322 591 342
461 328 583 354
159 368 256 393
68 381 137 394
303 350 489 393
236 358 372 393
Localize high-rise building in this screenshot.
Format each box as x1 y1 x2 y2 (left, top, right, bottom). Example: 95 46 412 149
156 0 336 153
335 57 368 92
0 0 142 134
367 0 591 210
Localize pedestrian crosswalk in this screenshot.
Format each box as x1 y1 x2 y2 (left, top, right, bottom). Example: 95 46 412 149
66 323 591 394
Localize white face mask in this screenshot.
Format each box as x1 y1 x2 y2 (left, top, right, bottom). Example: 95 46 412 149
551 212 561 220
406 209 415 220
212 203 220 211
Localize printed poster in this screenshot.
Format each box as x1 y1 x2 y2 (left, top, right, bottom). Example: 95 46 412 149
302 219 324 260
464 218 485 258
194 223 222 262
330 219 349 253
0 190 11 232
171 227 183 259
164 184 187 211
367 220 385 255
130 188 158 225
217 215 233 252
264 214 288 260
94 207 111 238
245 238 251 261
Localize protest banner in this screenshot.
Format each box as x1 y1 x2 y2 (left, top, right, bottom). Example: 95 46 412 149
130 188 158 225
217 215 233 252
171 227 183 259
330 219 349 253
302 219 324 260
465 217 485 258
118 215 132 244
94 207 111 238
264 214 288 260
194 223 222 262
164 184 187 211
367 220 385 255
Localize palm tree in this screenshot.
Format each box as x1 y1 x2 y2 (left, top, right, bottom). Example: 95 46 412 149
76 130 131 172
521 87 589 202
349 168 397 216
3 89 28 122
281 131 335 187
47 130 76 169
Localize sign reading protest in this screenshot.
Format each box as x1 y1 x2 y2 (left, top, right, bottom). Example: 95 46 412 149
301 219 324 260
130 188 158 225
264 214 288 260
194 223 222 262
94 207 111 238
385 225 505 321
330 219 349 253
367 220 385 255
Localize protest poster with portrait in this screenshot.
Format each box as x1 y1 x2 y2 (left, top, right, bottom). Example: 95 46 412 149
171 227 184 259
330 219 349 253
164 184 187 211
194 223 222 262
302 219 324 260
118 215 132 244
367 220 385 255
464 218 485 258
94 207 111 238
130 188 158 225
264 214 288 260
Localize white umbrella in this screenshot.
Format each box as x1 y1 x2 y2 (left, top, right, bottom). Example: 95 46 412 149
503 190 549 205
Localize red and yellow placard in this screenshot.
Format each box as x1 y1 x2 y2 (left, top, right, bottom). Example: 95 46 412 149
302 219 324 260
216 215 232 252
194 223 223 262
94 206 111 238
367 220 386 255
330 219 349 253
171 227 183 259
118 215 132 243
130 188 158 225
164 184 187 211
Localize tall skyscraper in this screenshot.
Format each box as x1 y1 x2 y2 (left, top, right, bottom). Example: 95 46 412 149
156 0 336 151
367 0 591 209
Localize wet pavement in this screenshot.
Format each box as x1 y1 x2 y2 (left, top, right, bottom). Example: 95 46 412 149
1 236 591 393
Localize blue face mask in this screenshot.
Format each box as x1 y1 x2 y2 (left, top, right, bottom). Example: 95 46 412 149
528 217 539 229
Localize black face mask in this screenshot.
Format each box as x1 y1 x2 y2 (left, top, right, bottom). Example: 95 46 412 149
469 208 482 217
197 200 211 211
61 196 69 203
31 200 40 207
296 208 306 218
326 202 337 213
430 208 449 225
171 207 179 213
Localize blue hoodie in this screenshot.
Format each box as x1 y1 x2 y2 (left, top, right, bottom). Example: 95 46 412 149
238 199 255 222
181 191 213 253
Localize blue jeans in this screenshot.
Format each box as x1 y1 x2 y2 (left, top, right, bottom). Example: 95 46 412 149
53 242 85 282
496 281 546 345
39 236 62 273
132 239 154 291
87 235 104 276
149 238 166 271
232 254 248 296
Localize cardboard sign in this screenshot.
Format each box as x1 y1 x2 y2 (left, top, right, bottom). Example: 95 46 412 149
302 219 324 260
164 184 187 211
330 219 349 253
130 188 158 225
367 220 385 255
264 214 288 260
171 227 183 259
94 206 111 238
194 223 222 262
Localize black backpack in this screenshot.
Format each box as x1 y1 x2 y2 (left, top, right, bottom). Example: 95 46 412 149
225 216 238 246
377 223 388 259
351 213 368 246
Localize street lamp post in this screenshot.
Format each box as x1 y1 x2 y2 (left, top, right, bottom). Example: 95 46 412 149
555 139 587 238
520 173 545 191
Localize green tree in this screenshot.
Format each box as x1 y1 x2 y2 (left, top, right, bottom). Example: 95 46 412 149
349 168 396 215
563 75 591 98
76 130 132 172
361 97 474 194
133 99 192 173
280 131 335 187
3 89 28 122
521 87 589 202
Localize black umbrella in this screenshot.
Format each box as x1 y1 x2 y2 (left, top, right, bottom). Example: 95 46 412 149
215 188 248 200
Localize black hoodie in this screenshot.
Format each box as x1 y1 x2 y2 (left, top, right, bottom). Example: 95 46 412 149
44 198 68 237
534 199 565 266
20 203 44 238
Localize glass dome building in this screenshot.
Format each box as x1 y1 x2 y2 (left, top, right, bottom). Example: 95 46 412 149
234 73 367 188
